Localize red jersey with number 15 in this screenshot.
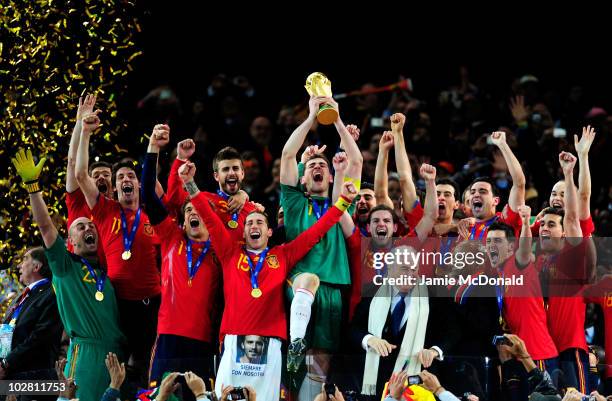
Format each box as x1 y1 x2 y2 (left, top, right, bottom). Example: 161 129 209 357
191 191 344 340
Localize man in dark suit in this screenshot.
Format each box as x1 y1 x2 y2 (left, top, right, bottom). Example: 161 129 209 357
1 247 62 400
349 244 461 399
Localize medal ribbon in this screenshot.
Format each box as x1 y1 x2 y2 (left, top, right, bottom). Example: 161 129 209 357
469 215 498 240
496 271 505 324
310 198 329 220
187 239 210 282
243 247 269 292
81 257 106 294
119 207 142 254
217 190 239 226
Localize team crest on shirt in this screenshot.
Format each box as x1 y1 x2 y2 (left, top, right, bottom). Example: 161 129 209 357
143 222 154 236
266 254 279 269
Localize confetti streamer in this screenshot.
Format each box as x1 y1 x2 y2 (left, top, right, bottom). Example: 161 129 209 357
0 0 143 274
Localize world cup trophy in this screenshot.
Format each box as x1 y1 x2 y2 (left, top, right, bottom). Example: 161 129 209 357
304 72 338 125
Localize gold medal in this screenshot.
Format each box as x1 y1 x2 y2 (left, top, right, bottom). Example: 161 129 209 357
9 319 16 326
251 288 262 298
227 220 238 229
95 291 104 302
188 279 192 287
122 250 131 260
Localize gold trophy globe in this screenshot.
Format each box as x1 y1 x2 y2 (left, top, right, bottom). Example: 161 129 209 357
304 72 339 125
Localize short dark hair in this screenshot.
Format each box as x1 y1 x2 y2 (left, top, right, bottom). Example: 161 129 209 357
541 207 564 227
305 153 331 169
27 247 52 279
487 222 515 241
367 204 399 225
469 176 499 197
213 147 243 172
361 182 374 192
112 160 139 187
88 161 112 176
178 198 193 226
246 210 270 227
436 178 460 199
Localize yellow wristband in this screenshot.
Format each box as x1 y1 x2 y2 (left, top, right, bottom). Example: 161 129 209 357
343 176 361 192
335 195 352 212
24 180 40 194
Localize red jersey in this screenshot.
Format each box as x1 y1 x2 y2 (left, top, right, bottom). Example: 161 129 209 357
531 216 595 237
346 228 363 320
584 276 612 378
91 195 161 300
65 189 108 267
167 158 257 242
501 255 558 360
191 191 344 340
537 240 589 352
154 216 221 342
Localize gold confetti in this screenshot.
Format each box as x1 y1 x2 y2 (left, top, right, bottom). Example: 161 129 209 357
0 0 142 267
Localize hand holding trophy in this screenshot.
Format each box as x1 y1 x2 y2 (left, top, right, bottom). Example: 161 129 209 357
305 72 339 125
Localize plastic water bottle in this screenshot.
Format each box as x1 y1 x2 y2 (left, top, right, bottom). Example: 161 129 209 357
0 324 14 358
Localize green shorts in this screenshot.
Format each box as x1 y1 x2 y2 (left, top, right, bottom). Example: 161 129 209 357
66 338 124 401
286 277 343 351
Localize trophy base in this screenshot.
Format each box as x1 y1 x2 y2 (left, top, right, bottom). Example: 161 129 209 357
317 105 338 125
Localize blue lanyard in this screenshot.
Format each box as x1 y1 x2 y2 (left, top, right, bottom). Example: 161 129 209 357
470 215 498 240
216 189 239 225
310 198 329 220
496 272 504 323
187 239 210 281
243 247 269 290
8 279 50 322
81 257 106 294
119 207 142 253
439 237 454 268
359 225 369 237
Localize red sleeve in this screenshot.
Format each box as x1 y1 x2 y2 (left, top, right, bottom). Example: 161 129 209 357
530 219 541 237
191 191 233 264
66 189 91 229
501 204 522 235
279 205 344 271
167 158 189 215
580 216 595 237
404 201 424 229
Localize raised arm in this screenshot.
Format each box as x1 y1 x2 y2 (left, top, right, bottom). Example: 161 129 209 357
490 131 526 214
283 181 358 267
12 149 57 247
391 113 419 213
143 125 171 225
374 131 394 208
179 162 232 261
75 110 102 209
280 96 328 186
559 152 582 241
516 205 534 267
574 125 596 221
414 164 438 241
331 108 363 181
331 151 347 203
66 94 96 192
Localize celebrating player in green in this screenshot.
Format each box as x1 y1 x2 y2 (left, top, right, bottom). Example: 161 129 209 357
12 148 125 401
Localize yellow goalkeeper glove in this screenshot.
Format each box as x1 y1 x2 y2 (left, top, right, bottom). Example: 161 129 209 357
11 148 46 193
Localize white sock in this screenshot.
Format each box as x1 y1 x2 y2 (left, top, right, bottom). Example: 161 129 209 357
290 288 315 341
298 373 325 401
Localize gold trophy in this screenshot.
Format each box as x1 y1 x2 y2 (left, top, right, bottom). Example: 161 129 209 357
304 72 339 125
